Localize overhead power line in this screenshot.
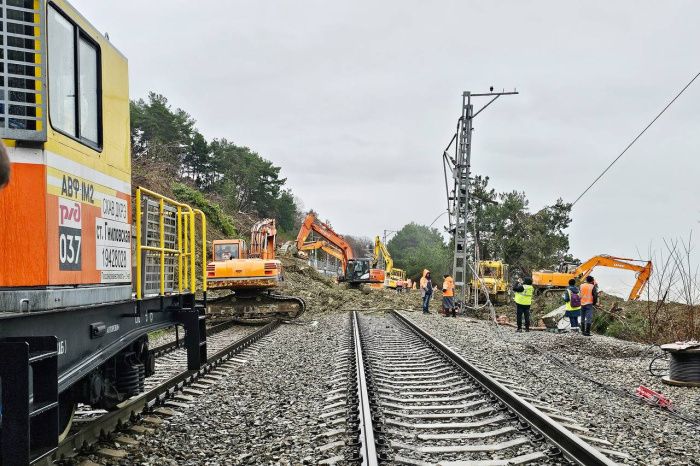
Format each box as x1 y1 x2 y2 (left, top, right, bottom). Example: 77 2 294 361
572 71 700 207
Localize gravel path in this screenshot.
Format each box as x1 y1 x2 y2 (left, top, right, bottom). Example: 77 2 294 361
123 314 349 465
406 310 700 466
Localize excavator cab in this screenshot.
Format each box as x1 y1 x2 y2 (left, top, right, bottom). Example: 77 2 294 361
214 240 245 261
557 261 580 274
342 258 385 286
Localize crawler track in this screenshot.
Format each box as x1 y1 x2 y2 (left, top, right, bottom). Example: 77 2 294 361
44 320 280 464
351 311 618 465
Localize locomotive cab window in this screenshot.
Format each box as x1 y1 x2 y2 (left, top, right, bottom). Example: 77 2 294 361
47 5 101 148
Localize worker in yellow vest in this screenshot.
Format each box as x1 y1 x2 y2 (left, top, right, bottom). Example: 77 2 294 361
512 277 534 332
579 275 598 336
563 278 582 332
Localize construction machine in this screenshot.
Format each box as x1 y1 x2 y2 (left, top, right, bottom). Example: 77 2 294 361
470 260 510 304
372 236 407 290
296 212 385 286
532 255 653 300
206 219 305 321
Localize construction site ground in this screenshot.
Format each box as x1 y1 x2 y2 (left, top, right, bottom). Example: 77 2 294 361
277 256 700 465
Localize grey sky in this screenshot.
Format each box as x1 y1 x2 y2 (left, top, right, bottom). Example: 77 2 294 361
75 0 700 296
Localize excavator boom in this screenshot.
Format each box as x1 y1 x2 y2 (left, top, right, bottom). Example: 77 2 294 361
295 212 384 286
373 236 406 289
533 255 653 301
296 212 354 272
249 219 277 259
373 236 394 272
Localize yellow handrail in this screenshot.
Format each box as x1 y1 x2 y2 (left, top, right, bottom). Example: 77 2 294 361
194 209 207 293
135 187 206 299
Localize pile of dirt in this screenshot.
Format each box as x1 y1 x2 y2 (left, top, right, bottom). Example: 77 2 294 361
279 256 420 314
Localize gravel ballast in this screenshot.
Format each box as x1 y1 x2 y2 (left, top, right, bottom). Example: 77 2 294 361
125 314 350 465
406 310 700 466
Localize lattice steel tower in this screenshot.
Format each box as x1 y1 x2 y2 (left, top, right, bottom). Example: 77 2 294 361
443 90 518 307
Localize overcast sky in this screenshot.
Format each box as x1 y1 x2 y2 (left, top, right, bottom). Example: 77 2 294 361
75 0 699 296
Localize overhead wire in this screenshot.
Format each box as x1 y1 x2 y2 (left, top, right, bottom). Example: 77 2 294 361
572 71 700 207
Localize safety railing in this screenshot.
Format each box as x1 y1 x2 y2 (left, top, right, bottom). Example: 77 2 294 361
135 187 207 299
0 0 48 142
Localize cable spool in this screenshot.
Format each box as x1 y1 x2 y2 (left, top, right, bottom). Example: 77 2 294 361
661 342 700 387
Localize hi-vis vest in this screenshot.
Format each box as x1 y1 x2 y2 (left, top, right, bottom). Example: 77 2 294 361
514 284 534 306
443 277 454 297
580 283 595 305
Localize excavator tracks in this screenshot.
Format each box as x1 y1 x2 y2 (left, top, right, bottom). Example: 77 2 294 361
206 292 306 323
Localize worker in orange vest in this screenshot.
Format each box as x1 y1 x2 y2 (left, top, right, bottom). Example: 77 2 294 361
442 274 455 317
580 275 599 336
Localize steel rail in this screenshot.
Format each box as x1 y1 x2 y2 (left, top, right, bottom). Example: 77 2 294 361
352 311 379 466
149 318 242 358
38 319 280 465
390 310 616 466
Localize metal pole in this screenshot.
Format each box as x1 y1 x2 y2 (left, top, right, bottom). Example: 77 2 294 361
444 89 518 311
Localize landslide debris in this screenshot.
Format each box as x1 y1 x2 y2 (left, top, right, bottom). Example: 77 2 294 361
279 256 419 314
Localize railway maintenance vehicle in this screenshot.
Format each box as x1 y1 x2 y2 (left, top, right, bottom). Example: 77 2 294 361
0 2 209 463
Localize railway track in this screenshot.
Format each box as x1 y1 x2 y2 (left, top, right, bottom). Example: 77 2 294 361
149 318 242 358
43 320 280 464
350 310 622 465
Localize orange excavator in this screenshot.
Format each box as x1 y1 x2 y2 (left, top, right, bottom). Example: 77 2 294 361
295 212 385 286
206 219 305 321
532 255 653 300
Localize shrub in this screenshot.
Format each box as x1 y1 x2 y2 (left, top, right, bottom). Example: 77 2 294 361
172 183 237 237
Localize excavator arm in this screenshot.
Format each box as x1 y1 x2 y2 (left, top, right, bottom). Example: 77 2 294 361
373 236 393 272
298 240 345 263
249 219 276 259
573 255 653 301
321 244 346 263
296 212 354 271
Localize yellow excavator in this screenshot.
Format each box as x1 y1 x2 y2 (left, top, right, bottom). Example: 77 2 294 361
532 255 653 300
206 219 305 321
372 236 406 290
470 260 510 304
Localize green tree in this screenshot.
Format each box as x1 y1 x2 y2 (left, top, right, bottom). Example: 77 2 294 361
387 223 451 285
185 131 211 187
130 93 195 167
468 175 573 275
130 92 301 235
273 189 299 233
208 139 295 232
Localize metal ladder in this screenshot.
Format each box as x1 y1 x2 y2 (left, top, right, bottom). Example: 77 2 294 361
0 336 59 465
